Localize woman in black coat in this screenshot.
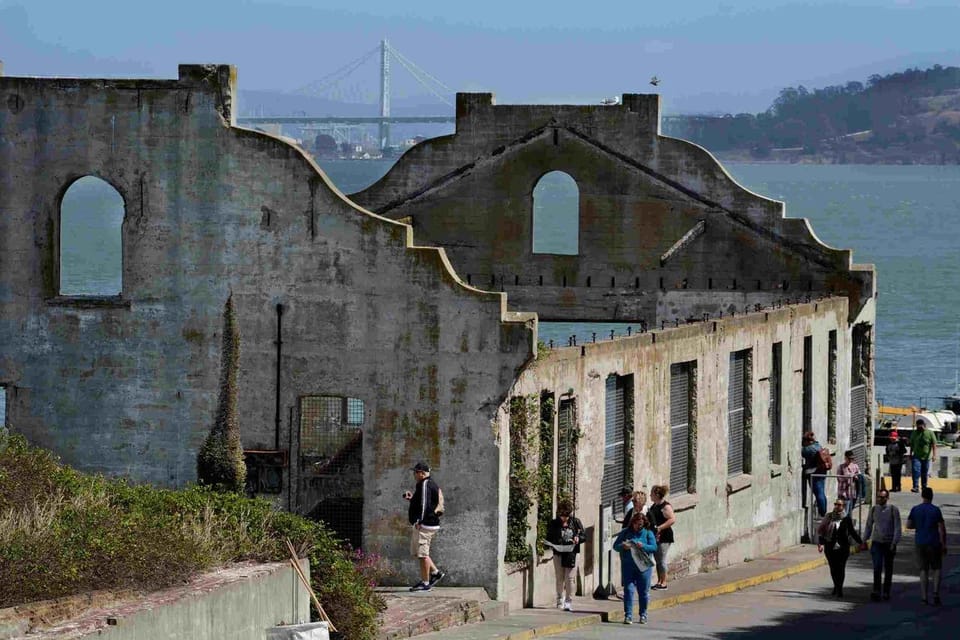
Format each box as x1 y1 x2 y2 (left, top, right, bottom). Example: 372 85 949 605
545 499 584 611
817 498 863 598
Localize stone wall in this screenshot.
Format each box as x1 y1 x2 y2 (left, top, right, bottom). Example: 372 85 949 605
352 93 874 325
0 65 533 596
498 297 866 609
1 562 308 640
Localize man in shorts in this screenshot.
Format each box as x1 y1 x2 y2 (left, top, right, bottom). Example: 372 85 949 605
906 487 947 605
403 461 445 591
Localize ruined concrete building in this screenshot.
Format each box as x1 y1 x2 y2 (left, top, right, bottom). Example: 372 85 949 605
0 64 875 608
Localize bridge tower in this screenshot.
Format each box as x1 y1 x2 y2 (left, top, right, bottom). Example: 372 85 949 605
379 39 390 152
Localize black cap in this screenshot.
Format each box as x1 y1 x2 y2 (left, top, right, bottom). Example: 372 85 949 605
619 485 633 497
412 461 431 472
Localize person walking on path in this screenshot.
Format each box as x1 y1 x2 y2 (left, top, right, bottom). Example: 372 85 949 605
648 484 676 590
802 432 828 516
864 488 901 601
817 498 863 598
906 486 948 605
837 450 861 517
886 431 906 491
545 499 584 611
613 511 658 625
403 461 445 591
909 420 937 492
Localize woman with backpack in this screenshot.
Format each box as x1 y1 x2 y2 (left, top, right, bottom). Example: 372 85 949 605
817 498 863 598
802 431 829 516
545 499 584 612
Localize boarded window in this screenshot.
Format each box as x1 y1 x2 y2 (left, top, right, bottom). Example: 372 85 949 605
850 385 867 468
828 330 837 442
802 335 813 431
728 349 752 476
769 342 782 464
532 171 579 255
557 398 578 507
60 176 124 296
299 395 364 458
602 374 633 507
669 361 697 494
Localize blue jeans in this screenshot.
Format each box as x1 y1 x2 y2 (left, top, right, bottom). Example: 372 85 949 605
811 476 827 516
912 457 930 489
623 566 653 621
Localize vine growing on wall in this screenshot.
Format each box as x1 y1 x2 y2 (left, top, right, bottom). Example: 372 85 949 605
536 393 555 557
505 395 538 565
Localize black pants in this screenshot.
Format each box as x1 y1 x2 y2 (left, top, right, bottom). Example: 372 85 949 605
889 463 902 491
825 546 850 593
871 542 896 595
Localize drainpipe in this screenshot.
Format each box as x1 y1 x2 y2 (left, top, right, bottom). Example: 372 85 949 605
274 303 283 450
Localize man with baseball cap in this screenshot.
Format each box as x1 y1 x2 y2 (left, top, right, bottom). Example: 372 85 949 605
403 461 445 591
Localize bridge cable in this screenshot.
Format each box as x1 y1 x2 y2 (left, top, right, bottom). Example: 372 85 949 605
387 46 454 106
294 44 380 97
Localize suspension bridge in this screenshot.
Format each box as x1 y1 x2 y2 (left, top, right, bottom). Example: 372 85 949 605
237 40 456 152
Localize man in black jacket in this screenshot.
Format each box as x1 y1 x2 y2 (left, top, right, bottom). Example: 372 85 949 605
403 461 445 591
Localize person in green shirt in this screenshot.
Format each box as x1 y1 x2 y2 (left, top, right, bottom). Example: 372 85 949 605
909 420 938 493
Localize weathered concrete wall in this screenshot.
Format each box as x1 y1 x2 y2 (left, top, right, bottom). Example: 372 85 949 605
498 297 866 610
0 65 534 596
351 93 874 325
9 562 308 640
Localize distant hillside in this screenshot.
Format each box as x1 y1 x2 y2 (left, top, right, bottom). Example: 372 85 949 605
664 65 960 163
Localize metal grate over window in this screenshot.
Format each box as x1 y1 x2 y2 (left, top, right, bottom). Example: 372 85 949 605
601 375 627 507
557 398 578 508
802 336 813 431
669 362 695 494
769 343 782 464
728 350 747 476
850 384 867 468
299 395 365 458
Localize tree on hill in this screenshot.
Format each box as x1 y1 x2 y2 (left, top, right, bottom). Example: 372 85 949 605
197 294 246 492
665 64 960 161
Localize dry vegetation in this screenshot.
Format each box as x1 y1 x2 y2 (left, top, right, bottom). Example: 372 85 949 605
0 434 386 640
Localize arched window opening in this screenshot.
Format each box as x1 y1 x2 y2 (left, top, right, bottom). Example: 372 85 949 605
60 176 124 296
532 171 579 255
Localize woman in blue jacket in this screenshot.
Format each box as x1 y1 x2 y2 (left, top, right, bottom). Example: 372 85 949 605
613 511 658 624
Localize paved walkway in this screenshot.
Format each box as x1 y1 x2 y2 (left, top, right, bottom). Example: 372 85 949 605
380 490 959 640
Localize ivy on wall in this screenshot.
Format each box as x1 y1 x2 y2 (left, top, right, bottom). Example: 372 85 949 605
536 393 555 557
506 395 538 564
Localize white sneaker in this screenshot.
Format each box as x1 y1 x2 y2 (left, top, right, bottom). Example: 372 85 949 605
562 600 573 612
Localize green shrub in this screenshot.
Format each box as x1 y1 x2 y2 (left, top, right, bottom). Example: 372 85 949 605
0 435 381 640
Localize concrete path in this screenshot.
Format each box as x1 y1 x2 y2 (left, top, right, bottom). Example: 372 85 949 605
391 490 959 639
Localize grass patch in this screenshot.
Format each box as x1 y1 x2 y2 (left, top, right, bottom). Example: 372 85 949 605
0 434 385 640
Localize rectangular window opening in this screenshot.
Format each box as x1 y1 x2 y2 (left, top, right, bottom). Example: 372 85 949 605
728 349 753 477
557 398 578 509
669 361 697 494
827 330 837 443
299 395 365 459
602 374 633 511
769 343 782 464
0 384 7 429
802 335 813 432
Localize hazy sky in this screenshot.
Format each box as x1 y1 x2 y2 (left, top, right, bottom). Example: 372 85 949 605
2 0 958 114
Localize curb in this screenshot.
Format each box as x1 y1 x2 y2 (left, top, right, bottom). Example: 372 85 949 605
490 613 603 640
602 554 829 623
